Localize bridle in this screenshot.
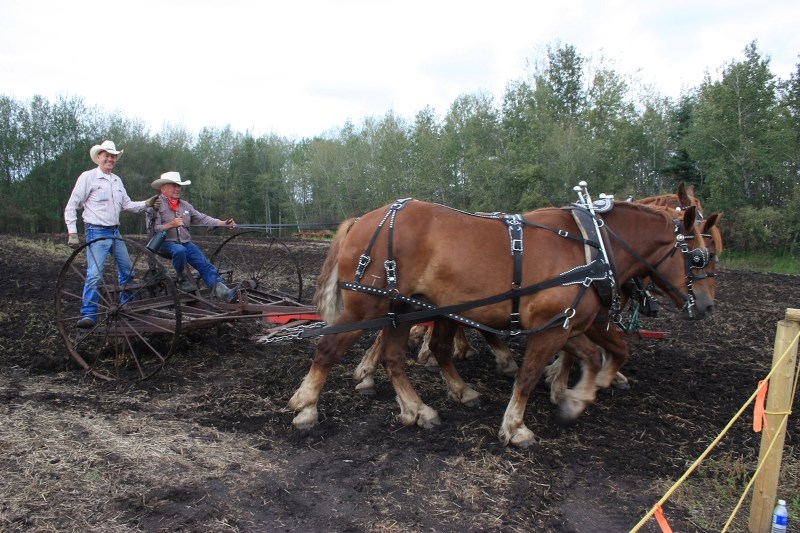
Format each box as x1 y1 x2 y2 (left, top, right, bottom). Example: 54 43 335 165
604 217 715 319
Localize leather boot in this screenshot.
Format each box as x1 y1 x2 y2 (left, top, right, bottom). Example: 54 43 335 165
176 271 196 292
211 282 237 303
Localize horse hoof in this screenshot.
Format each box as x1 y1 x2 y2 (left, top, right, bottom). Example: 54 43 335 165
500 425 539 448
612 373 631 390
417 416 441 429
291 408 319 430
423 359 440 372
557 397 585 424
556 410 579 427
459 389 481 407
417 406 441 429
355 385 376 396
510 432 539 449
462 397 481 408
354 377 376 396
498 366 518 378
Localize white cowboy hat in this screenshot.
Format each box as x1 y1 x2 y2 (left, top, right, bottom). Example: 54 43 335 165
151 171 192 189
89 140 123 164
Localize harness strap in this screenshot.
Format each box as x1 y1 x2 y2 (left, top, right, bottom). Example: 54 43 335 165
520 219 600 248
603 223 679 291
503 215 524 329
355 199 412 283
300 260 608 338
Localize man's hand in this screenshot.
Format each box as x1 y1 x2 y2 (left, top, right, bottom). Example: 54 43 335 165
224 218 237 229
145 195 162 209
67 233 81 249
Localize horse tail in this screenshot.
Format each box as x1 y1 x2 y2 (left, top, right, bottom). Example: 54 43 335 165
313 218 357 324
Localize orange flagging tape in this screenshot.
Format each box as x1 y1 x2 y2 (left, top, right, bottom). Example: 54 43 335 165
655 505 674 533
753 380 768 433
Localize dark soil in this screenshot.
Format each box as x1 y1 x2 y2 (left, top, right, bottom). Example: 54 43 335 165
1 234 798 532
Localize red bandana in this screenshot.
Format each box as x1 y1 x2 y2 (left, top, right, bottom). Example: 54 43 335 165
168 198 180 211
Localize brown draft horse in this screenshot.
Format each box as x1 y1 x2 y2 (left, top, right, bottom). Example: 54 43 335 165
352 203 721 423
544 183 723 408
289 199 717 447
353 183 722 405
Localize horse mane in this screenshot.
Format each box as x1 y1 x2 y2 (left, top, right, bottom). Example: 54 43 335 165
313 218 357 323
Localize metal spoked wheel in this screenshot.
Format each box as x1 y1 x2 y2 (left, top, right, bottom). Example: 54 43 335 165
210 231 304 304
55 237 181 381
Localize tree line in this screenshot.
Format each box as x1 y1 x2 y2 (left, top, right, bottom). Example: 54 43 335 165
1 41 798 254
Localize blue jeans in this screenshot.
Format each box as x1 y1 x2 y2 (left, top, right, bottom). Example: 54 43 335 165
81 225 134 319
158 241 223 289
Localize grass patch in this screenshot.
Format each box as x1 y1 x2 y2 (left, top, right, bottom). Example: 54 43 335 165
721 251 800 276
657 444 800 531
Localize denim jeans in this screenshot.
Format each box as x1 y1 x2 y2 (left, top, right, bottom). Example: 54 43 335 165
81 225 134 319
158 241 223 289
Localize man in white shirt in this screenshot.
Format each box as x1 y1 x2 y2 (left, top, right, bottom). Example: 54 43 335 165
64 140 158 328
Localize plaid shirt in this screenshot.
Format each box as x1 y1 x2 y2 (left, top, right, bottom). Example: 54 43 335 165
64 167 145 233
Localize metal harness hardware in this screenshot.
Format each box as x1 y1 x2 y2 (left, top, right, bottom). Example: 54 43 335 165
354 198 412 283
503 214 524 330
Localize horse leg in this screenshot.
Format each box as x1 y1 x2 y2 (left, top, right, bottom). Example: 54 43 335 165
557 335 602 423
479 331 518 377
585 325 630 390
428 321 481 407
418 325 478 370
381 324 441 429
453 327 479 360
544 350 571 405
408 324 431 368
289 328 364 429
500 328 570 448
353 330 382 395
416 325 438 370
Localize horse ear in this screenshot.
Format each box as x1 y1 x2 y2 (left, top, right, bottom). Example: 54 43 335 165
704 212 721 230
682 205 697 230
677 182 691 205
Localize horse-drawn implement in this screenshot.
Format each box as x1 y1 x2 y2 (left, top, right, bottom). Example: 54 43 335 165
55 230 317 381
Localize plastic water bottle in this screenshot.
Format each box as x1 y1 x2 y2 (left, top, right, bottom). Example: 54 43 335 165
772 498 789 533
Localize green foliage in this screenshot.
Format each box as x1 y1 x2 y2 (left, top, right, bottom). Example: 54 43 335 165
1 40 799 257
723 206 794 253
684 41 795 213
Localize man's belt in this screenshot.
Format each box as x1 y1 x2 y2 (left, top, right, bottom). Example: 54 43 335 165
86 223 119 230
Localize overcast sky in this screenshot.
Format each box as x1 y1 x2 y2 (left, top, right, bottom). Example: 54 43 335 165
2 0 798 139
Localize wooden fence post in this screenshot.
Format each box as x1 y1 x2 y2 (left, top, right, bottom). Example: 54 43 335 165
748 308 800 533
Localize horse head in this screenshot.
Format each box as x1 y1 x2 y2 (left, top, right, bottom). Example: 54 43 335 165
606 203 718 321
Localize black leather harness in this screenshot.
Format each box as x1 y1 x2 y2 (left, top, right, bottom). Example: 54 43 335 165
300 200 618 338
